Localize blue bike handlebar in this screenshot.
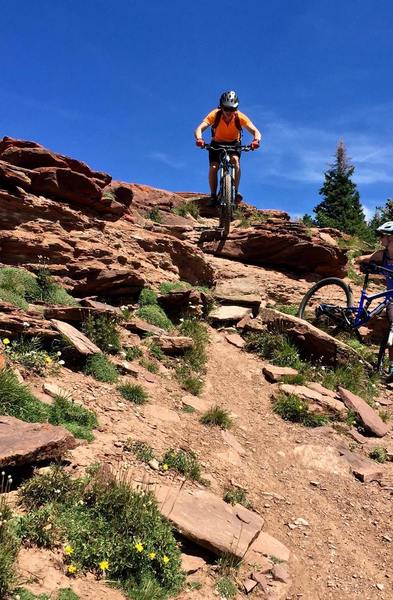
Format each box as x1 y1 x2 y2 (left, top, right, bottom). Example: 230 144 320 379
202 144 253 152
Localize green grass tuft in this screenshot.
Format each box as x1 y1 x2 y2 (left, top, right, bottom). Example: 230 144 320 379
0 495 20 598
172 201 200 219
125 346 144 361
82 314 121 354
369 446 388 463
162 449 202 481
223 487 252 509
0 368 49 423
126 440 155 463
137 305 173 330
273 393 328 427
84 353 119 383
48 395 98 441
139 288 158 306
159 281 192 295
118 383 148 405
200 405 232 429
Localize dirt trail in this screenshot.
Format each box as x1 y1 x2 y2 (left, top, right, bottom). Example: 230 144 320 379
18 320 393 600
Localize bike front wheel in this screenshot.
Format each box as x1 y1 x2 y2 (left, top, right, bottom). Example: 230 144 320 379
219 173 232 236
298 277 354 335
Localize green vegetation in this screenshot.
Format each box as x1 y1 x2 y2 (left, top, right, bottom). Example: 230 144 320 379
0 495 19 598
274 304 299 316
223 487 252 509
0 368 49 423
319 362 378 400
118 383 149 405
245 330 303 370
84 353 119 383
162 449 202 482
159 281 192 295
18 466 184 597
369 447 388 463
82 314 121 354
14 590 50 600
216 577 237 599
181 404 195 414
48 395 98 441
148 207 162 223
273 393 329 427
139 288 158 306
125 345 144 361
200 406 232 429
126 440 155 463
175 319 208 395
139 357 159 373
3 336 61 376
0 266 76 310
172 201 200 219
314 140 368 239
137 305 173 330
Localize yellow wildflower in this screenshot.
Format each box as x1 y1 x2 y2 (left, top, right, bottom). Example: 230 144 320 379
67 564 77 574
162 463 169 471
135 541 144 553
45 356 52 364
162 555 170 565
2 338 10 345
148 552 156 560
99 560 109 572
64 544 74 555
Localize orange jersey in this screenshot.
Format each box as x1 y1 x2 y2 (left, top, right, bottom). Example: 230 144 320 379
203 109 253 142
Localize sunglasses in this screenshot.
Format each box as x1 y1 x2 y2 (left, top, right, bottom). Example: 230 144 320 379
222 107 236 112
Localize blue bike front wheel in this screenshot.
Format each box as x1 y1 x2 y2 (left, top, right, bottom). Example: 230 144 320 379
298 277 354 334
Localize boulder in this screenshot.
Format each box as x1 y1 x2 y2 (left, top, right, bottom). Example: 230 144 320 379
150 335 193 355
158 288 209 320
338 387 390 437
245 531 290 565
50 319 101 355
213 291 261 316
0 302 57 339
155 485 264 558
248 309 367 367
263 364 299 383
199 222 348 278
225 332 246 348
279 384 347 418
209 305 253 324
0 416 78 467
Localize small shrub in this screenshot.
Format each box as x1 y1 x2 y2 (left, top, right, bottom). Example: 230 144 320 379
13 589 50 600
159 281 192 294
281 373 307 385
216 577 237 599
125 346 144 361
379 409 390 423
139 288 158 306
149 342 165 361
18 467 184 596
139 357 159 373
35 267 77 306
57 589 81 600
223 487 252 509
0 267 40 308
176 365 203 395
118 383 148 405
137 305 173 330
172 201 200 219
182 404 195 414
82 314 121 354
148 207 162 223
274 304 299 316
200 406 232 429
273 393 328 427
126 440 155 463
162 449 202 481
0 495 19 598
369 447 388 463
175 319 208 395
245 331 302 369
48 395 98 441
320 363 378 400
4 336 61 376
84 353 119 383
0 368 49 423
0 288 29 310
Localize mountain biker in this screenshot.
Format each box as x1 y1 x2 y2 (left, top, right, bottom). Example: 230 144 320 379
194 91 261 205
359 221 393 376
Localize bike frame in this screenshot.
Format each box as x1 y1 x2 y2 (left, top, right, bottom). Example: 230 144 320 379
321 265 393 330
203 144 251 207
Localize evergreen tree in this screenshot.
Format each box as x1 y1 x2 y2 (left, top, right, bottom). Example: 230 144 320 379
314 140 367 236
368 198 393 233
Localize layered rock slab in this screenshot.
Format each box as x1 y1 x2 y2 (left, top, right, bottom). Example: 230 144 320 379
0 416 78 467
155 485 264 558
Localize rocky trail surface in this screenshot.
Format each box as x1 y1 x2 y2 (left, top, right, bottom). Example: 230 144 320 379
0 136 392 600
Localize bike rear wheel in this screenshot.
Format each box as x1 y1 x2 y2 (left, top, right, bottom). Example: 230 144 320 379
219 173 232 236
298 278 354 335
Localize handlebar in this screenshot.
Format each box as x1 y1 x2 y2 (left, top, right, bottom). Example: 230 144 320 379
202 143 254 152
361 262 393 277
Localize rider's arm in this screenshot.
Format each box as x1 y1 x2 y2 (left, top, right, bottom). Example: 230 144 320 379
244 121 261 143
194 121 210 140
357 250 384 266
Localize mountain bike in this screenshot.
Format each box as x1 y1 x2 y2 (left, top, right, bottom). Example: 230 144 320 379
202 144 253 235
297 262 393 373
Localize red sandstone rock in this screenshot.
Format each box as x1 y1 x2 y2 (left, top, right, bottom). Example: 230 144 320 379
338 387 390 437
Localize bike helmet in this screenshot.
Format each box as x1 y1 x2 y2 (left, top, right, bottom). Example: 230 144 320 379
219 90 239 109
377 222 393 235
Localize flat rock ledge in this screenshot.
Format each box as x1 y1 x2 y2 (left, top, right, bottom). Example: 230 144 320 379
0 416 78 467
155 485 263 558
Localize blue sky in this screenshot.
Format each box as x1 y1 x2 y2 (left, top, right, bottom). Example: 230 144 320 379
2 0 393 219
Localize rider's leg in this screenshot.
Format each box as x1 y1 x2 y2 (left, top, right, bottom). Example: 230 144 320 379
209 163 218 198
386 302 393 374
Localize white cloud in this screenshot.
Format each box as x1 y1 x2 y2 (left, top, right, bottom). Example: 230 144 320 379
247 108 393 187
148 152 185 170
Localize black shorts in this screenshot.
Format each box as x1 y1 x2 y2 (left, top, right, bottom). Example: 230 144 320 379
208 140 241 165
387 301 393 324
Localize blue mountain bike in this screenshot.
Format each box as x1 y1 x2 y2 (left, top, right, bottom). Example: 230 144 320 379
298 262 393 373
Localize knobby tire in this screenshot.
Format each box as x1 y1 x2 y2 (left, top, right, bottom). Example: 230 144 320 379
219 173 232 236
298 277 354 333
